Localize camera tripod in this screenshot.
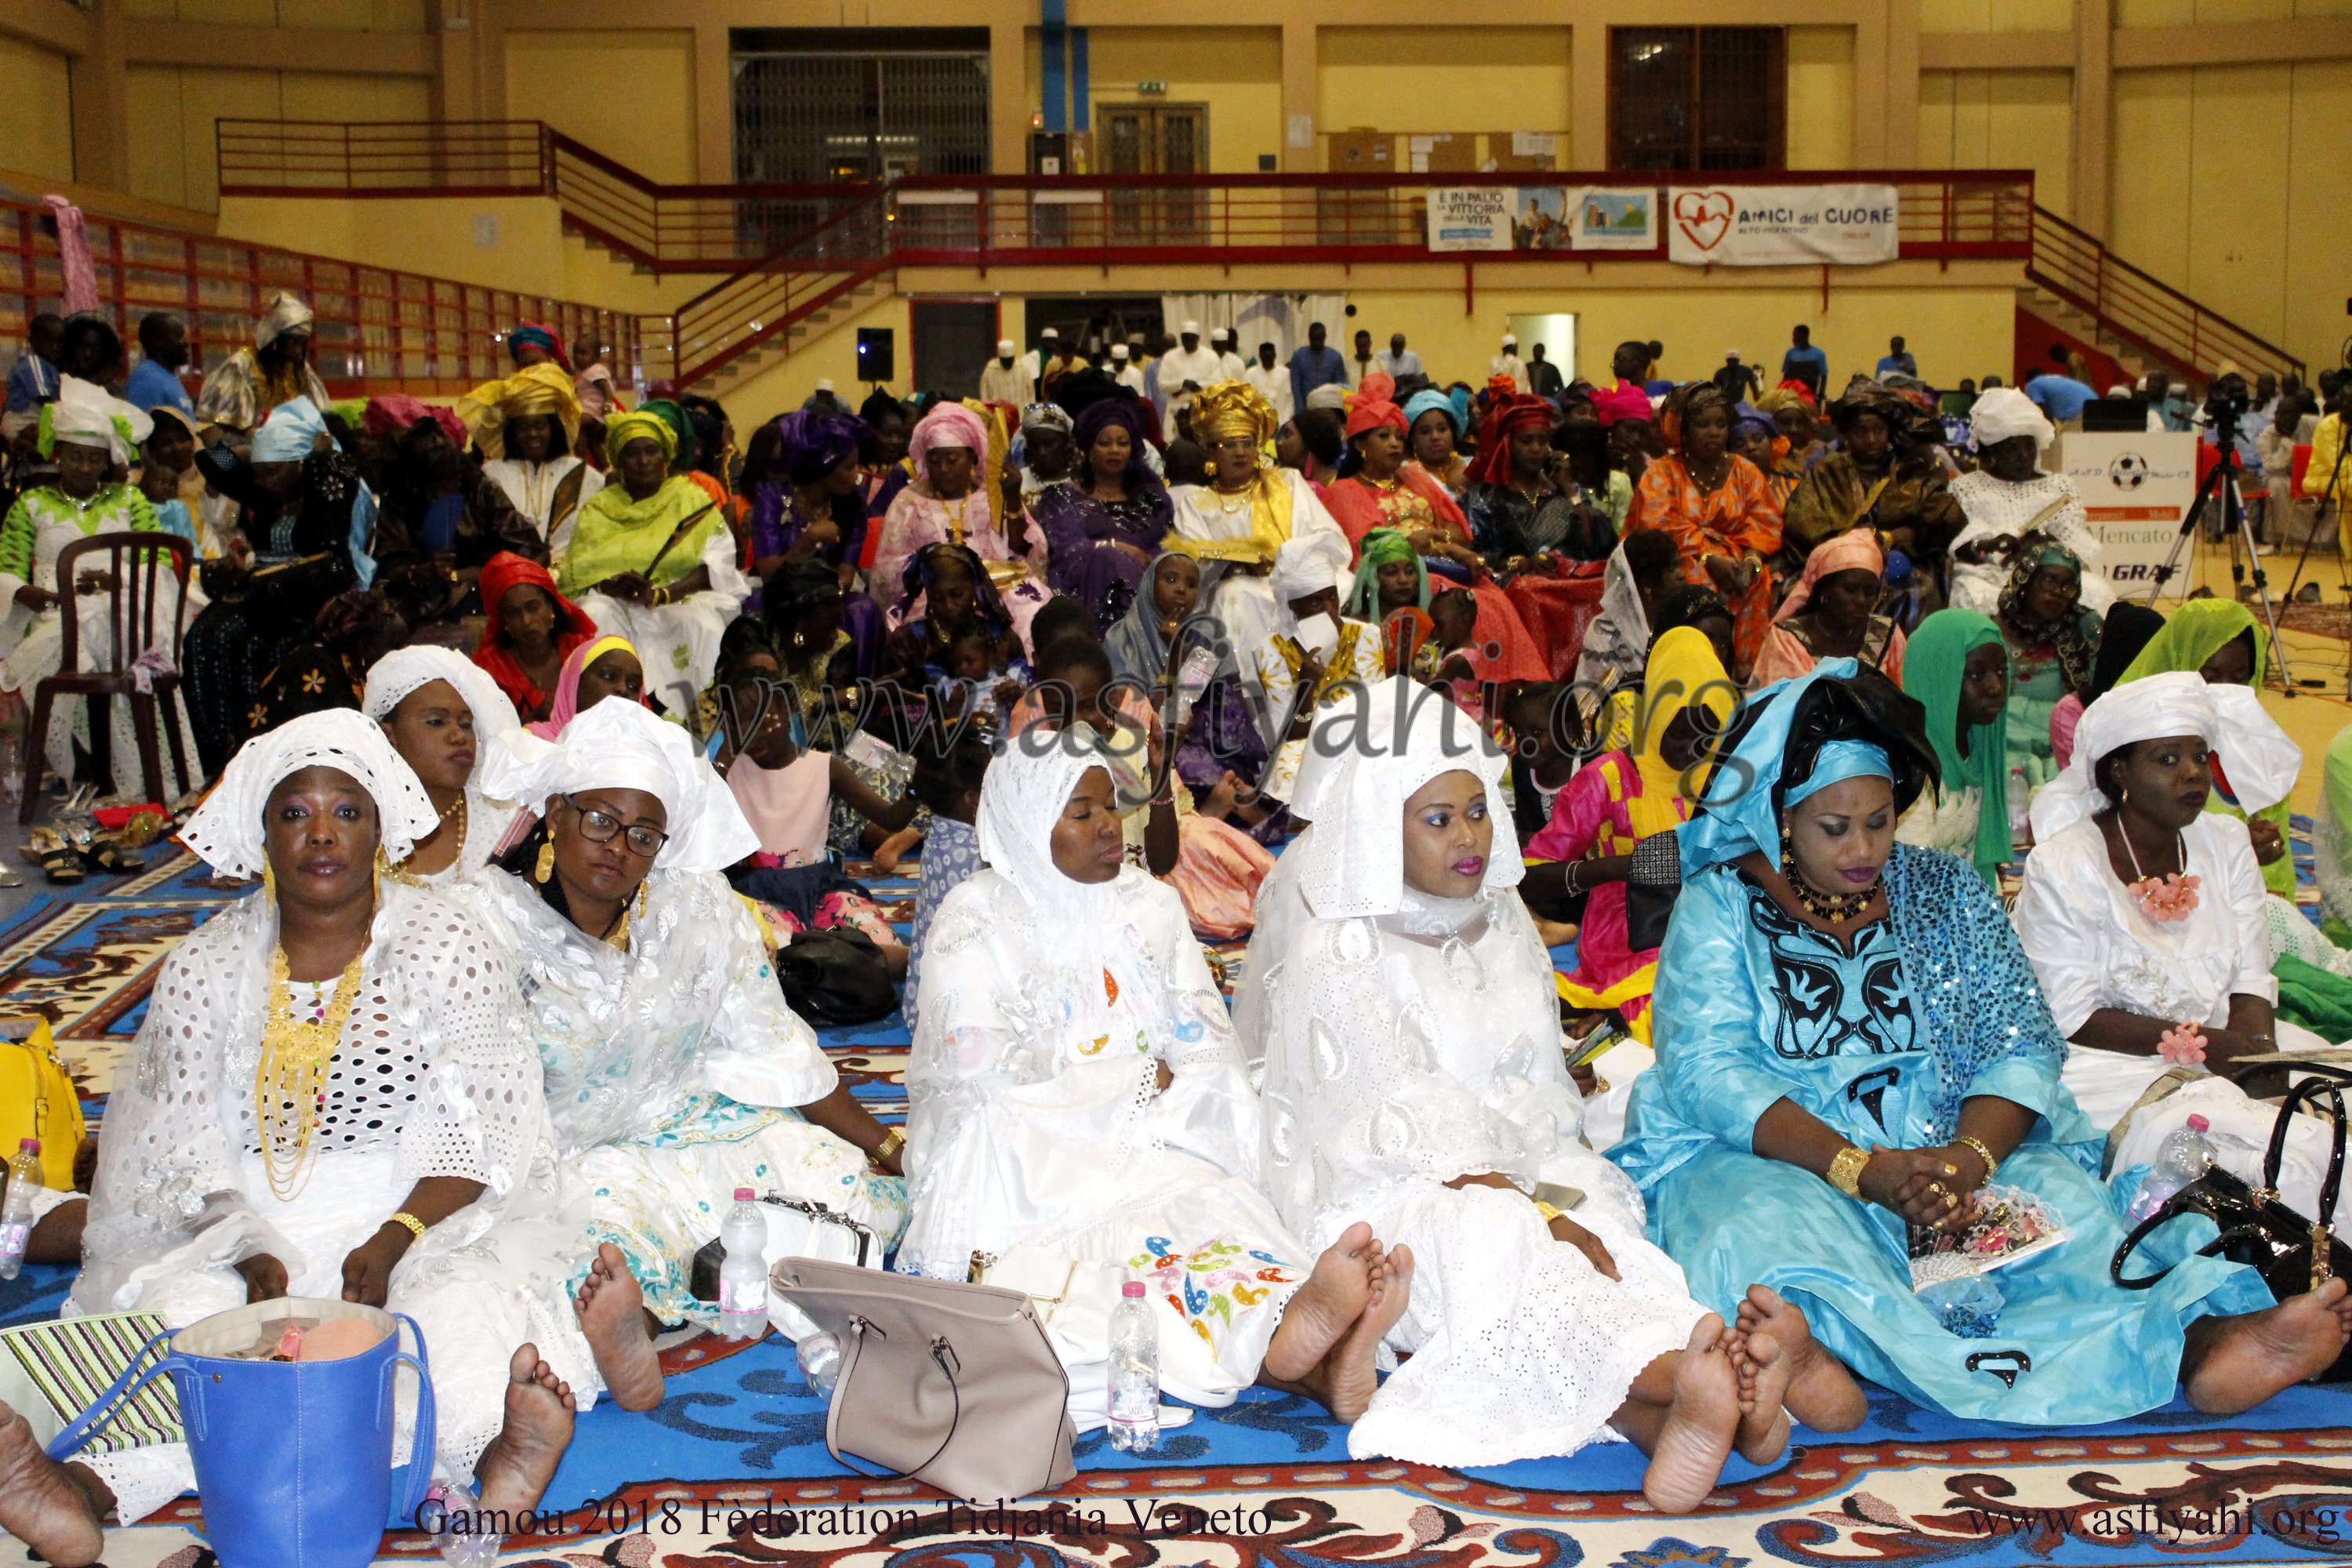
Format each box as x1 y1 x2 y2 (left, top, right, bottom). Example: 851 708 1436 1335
2143 409 2287 688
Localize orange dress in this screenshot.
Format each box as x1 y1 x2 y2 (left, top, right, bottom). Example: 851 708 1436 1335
1627 454 1783 673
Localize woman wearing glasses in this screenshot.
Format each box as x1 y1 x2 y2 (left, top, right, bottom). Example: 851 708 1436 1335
458 699 906 1330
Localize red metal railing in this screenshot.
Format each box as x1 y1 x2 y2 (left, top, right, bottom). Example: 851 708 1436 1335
0 196 641 397
2027 206 2303 383
216 119 875 274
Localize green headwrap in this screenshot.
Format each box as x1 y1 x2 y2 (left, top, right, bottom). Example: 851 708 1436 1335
1900 608 2011 886
640 397 697 471
2116 596 2266 687
1345 528 1430 620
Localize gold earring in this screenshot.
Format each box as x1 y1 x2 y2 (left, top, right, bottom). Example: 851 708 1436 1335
262 861 275 902
636 879 649 918
534 840 556 884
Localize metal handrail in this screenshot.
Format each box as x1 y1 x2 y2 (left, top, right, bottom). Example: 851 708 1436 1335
2027 205 2303 382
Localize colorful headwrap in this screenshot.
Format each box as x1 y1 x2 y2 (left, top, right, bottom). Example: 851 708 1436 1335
1356 372 1396 406
1900 608 2012 885
604 408 677 464
1754 387 1812 423
639 398 696 470
1776 527 1884 622
1829 383 1936 447
1468 393 1557 487
1995 535 2096 691
252 397 329 464
1345 396 1408 441
1731 402 1777 441
525 633 648 741
254 292 314 350
456 362 582 459
1019 402 1073 436
1661 384 1731 455
773 407 871 486
908 401 991 487
1591 382 1654 428
363 394 466 448
506 324 570 371
1403 388 1458 434
1189 381 1279 449
42 376 149 463
1072 397 1166 495
1345 527 1430 620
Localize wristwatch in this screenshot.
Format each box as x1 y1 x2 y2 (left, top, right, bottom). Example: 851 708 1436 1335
1827 1145 1871 1199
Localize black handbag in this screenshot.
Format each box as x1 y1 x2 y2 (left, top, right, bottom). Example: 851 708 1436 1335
2110 1062 2352 1382
776 926 898 1026
1623 829 1684 953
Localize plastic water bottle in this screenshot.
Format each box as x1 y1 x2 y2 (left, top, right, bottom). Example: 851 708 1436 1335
2128 1114 2217 1221
717 1188 769 1340
1106 1279 1160 1454
2005 766 2031 842
0 1139 40 1280
798 1330 840 1399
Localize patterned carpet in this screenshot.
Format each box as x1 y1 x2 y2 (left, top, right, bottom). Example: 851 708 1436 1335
4 848 2350 1567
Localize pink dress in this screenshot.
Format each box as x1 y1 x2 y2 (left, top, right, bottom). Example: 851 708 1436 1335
872 485 1050 636
1747 619 1907 691
1523 751 1690 1024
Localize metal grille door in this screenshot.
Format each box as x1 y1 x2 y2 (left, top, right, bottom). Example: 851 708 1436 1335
732 41 991 185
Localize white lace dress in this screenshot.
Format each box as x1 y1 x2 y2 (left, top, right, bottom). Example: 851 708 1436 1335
452 866 905 1327
66 881 598 1523
1253 881 1708 1465
397 783 522 892
1947 470 2114 616
902 862 1309 1425
2014 812 2339 1213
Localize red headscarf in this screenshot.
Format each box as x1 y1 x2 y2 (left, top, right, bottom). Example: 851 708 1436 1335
1468 393 1558 487
1590 383 1655 428
1345 397 1408 440
473 551 601 719
362 394 466 448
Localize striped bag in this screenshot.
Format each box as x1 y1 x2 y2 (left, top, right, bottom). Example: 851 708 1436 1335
0 1312 183 1454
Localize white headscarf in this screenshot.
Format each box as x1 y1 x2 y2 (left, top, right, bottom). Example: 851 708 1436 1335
978 726 1127 925
472 696 758 873
1290 678 1523 920
180 709 440 879
361 645 521 750
256 291 314 350
1969 387 2054 452
2206 682 2303 815
252 397 328 464
1269 532 1348 618
2028 670 2218 842
48 376 151 465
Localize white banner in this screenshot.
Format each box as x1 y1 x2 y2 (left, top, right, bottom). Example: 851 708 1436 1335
2053 431 2200 593
1665 185 1900 267
1566 187 1657 251
1425 187 1515 252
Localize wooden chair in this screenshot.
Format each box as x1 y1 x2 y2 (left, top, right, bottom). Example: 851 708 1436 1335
19 532 196 822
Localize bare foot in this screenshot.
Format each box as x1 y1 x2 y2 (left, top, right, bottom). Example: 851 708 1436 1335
0 1399 105 1567
2183 1279 2352 1415
1737 1284 1865 1432
1639 1316 1740 1515
473 1344 576 1518
1320 1243 1414 1423
575 1242 665 1412
1263 1221 1378 1382
1730 1329 1792 1464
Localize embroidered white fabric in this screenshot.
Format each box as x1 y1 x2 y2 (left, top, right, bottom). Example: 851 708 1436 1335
180 709 440 878
67 880 597 1482
473 696 758 874
1946 470 2114 616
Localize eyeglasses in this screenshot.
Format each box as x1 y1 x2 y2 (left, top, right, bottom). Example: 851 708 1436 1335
567 801 667 858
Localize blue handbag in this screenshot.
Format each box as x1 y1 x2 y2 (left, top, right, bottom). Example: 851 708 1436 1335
46 1298 436 1568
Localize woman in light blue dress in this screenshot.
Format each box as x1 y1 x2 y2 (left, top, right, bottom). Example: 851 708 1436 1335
1612 660 2352 1423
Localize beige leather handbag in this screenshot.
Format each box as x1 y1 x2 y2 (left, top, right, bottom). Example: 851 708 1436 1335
771 1256 1077 1502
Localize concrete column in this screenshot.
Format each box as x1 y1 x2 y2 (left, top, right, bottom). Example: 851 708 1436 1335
1570 18 1607 170
71 1 130 191
1282 18 1317 173
990 22 1028 173
2073 0 2111 234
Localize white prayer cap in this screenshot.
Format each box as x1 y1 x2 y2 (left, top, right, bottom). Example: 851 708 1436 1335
182 709 439 879
474 698 759 873
2028 671 2218 843
816 377 836 393
1111 344 1130 361
1725 349 1741 361
255 290 314 349
1501 334 1517 347
1041 327 1060 339
2107 384 2136 398
1181 320 1200 335
1270 532 1350 608
1305 383 1350 411
1290 677 1523 919
1210 327 1230 343
1969 386 2055 452
2205 682 2303 815
996 338 1016 355
361 645 521 753
977 725 1126 919
45 376 149 464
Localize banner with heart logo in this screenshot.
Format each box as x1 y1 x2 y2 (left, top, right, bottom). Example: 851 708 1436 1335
1665 185 1900 267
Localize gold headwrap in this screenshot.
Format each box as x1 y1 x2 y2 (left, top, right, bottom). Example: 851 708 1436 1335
1170 380 1295 567
1189 379 1279 448
456 361 583 461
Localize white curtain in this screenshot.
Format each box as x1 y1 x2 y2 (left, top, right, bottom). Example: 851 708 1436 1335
1158 294 1349 362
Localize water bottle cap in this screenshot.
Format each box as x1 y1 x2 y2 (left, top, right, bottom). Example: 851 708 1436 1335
16 1138 34 1152
1121 1280 1146 1298
2186 1115 2210 1133
734 1186 756 1201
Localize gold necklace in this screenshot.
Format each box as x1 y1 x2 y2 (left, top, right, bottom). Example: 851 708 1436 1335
387 795 465 884
256 944 368 1200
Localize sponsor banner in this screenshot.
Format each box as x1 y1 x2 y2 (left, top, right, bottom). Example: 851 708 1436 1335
2055 431 2200 591
1567 187 1658 251
1425 187 1515 252
1665 185 1900 266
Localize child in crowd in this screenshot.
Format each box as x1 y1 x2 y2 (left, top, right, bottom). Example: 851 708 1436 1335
710 630 915 975
897 733 991 1035
1410 586 1486 714
935 627 1023 725
1255 537 1386 802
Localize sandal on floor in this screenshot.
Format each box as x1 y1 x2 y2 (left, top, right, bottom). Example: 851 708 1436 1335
26 828 84 885
84 839 147 876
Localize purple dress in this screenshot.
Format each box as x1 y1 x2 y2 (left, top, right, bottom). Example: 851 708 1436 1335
1029 481 1172 630
749 481 884 673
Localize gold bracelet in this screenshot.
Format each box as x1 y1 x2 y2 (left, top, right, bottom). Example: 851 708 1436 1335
1533 1200 1565 1226
1954 1134 1998 1188
1826 1145 1871 1199
873 1127 906 1165
387 1211 427 1240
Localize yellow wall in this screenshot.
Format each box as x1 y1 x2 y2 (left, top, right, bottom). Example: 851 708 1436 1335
715 291 913 431
1024 27 1285 176
125 65 430 211
2109 59 2351 372
504 31 697 183
1918 67 2074 217
1317 27 1571 140
121 0 425 26
1919 0 2074 27
1787 27 1858 169
0 35 76 184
